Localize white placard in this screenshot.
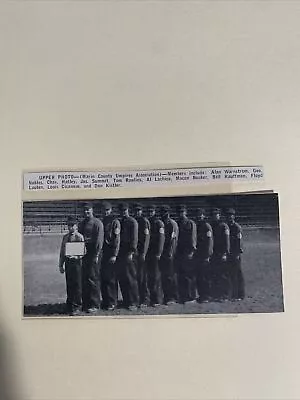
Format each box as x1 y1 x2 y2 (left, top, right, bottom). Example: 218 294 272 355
65 242 85 257
23 165 264 191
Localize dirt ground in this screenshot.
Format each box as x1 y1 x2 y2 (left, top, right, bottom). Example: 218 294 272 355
23 228 284 317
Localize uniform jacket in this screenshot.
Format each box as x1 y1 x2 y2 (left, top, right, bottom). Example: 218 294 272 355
196 220 213 259
177 217 197 255
119 215 138 254
135 215 150 256
148 216 165 257
211 220 230 256
103 215 121 257
162 217 178 258
59 231 85 267
78 217 104 257
228 221 243 256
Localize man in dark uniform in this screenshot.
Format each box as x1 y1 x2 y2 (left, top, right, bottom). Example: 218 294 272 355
146 204 165 307
78 202 104 313
133 203 150 307
226 208 245 300
160 204 179 304
194 208 213 302
117 202 139 310
176 204 197 304
100 201 121 310
210 208 230 301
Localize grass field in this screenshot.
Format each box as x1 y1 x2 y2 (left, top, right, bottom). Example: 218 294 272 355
23 228 284 317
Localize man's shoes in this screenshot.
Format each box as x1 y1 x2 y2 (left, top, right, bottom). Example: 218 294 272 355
139 303 148 308
165 300 176 306
86 307 98 313
66 306 81 316
107 305 115 311
184 299 197 305
151 303 160 308
127 305 138 311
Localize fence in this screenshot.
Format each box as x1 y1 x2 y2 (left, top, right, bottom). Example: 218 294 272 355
23 194 279 235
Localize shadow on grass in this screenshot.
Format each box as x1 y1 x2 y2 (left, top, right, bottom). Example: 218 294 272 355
24 303 67 316
24 301 132 317
24 296 284 318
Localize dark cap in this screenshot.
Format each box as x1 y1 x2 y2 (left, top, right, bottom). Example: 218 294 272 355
196 207 206 215
133 202 143 211
66 215 78 225
226 208 236 215
118 202 129 210
148 204 156 211
82 201 93 209
160 204 171 213
102 201 112 210
212 207 221 214
176 204 187 212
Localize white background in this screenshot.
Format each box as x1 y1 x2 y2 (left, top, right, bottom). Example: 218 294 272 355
0 1 299 399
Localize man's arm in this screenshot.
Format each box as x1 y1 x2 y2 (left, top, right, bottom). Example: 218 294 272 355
169 220 178 258
141 218 150 257
128 218 138 257
234 223 243 255
78 221 84 236
205 223 214 258
94 219 104 258
157 220 165 258
222 223 230 258
189 220 197 255
112 219 121 257
58 235 67 272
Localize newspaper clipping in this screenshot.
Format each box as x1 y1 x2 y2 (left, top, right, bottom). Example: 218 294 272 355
22 165 283 318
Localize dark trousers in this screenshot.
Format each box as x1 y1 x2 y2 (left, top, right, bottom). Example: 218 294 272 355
117 252 139 307
176 254 196 303
136 255 149 305
100 250 117 308
82 253 101 310
65 258 82 311
146 253 162 305
195 256 211 301
160 255 177 303
210 255 231 300
228 255 245 299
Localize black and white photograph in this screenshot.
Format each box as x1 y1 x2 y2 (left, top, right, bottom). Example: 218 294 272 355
23 192 284 317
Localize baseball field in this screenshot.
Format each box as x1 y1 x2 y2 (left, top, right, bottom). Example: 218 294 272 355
23 227 284 317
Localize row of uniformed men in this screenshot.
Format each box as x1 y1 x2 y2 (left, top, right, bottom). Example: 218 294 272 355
59 201 245 313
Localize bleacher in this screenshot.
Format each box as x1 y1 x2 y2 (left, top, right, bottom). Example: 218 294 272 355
23 193 279 234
